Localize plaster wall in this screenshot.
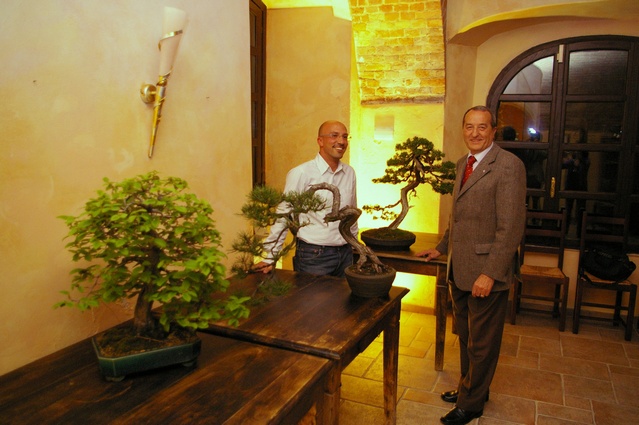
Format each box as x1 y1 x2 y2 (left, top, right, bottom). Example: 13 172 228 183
265 7 351 191
0 0 252 374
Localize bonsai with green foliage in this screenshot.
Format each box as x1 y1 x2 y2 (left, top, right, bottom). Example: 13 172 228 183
230 185 325 285
362 136 456 239
56 171 250 342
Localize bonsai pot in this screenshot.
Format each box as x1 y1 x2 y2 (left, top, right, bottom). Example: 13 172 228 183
345 264 397 298
92 326 201 382
361 228 416 251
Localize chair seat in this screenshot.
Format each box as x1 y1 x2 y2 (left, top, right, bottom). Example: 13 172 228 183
521 265 566 280
582 271 633 287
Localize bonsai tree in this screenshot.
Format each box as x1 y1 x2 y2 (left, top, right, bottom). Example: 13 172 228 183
362 136 456 243
230 185 326 295
55 172 250 343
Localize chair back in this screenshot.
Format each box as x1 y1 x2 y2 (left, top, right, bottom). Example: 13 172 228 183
578 211 629 274
520 209 568 269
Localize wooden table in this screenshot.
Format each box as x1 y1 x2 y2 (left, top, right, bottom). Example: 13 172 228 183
0 332 331 424
364 232 449 371
202 270 409 425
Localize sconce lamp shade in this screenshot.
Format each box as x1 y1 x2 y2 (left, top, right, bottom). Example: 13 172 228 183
158 7 187 77
143 6 187 158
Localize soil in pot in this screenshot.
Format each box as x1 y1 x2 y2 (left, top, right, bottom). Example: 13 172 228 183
93 325 201 381
360 228 416 251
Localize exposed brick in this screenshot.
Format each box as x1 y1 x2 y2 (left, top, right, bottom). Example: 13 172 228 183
351 0 444 104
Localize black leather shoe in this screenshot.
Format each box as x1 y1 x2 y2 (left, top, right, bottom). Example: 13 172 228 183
440 406 483 424
441 390 459 403
440 389 489 403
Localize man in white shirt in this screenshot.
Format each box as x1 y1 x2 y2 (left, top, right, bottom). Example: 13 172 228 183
255 120 358 277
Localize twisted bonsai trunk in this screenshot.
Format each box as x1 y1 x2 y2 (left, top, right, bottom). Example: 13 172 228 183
308 183 387 274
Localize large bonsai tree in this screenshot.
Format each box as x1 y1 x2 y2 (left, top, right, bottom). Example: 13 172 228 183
56 171 250 338
363 136 456 230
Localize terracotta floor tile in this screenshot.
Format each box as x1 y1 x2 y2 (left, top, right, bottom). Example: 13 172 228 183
484 393 536 424
591 400 639 425
492 364 563 403
537 402 594 423
540 354 610 380
520 335 562 356
564 375 617 404
561 335 630 366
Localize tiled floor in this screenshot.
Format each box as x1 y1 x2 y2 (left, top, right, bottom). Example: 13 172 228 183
338 308 639 425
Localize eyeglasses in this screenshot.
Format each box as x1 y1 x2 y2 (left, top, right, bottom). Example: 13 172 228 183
320 132 351 141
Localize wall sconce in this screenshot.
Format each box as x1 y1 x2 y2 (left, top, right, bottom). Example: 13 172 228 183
140 7 187 158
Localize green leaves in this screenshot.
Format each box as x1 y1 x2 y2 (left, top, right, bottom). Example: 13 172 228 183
55 171 250 335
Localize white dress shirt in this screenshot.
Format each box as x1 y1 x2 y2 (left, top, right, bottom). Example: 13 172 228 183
263 153 358 261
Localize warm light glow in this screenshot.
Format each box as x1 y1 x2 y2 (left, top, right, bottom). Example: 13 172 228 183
350 105 447 234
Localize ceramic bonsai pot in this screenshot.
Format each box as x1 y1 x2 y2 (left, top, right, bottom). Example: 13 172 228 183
360 228 416 251
345 265 397 298
92 334 201 382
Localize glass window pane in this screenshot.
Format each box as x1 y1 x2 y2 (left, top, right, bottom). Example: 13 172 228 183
504 56 554 95
561 151 618 193
563 102 624 144
497 102 551 142
567 50 628 95
510 148 547 190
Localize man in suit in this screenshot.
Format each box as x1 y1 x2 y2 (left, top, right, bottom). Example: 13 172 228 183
417 106 527 425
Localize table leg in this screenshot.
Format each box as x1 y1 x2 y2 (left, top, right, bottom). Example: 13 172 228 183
383 303 401 425
435 264 448 371
322 362 341 425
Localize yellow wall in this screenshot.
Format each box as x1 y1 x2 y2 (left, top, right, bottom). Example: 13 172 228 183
265 7 352 190
0 0 252 374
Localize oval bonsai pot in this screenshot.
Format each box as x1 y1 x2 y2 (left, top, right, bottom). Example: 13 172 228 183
360 228 416 251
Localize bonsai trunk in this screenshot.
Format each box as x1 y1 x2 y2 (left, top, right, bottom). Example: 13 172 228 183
308 183 386 273
388 178 420 229
133 285 159 336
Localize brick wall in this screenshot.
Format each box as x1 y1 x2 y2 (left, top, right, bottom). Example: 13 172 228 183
350 0 445 104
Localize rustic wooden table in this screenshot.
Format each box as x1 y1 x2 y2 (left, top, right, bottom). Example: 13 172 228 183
363 232 449 371
203 270 409 425
0 332 331 424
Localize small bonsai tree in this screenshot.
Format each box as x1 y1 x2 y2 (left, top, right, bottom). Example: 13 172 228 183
55 171 250 340
230 185 326 292
363 136 456 233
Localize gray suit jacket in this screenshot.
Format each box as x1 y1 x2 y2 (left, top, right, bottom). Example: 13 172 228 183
436 144 527 292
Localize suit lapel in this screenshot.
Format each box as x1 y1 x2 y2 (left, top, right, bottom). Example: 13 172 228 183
456 145 500 199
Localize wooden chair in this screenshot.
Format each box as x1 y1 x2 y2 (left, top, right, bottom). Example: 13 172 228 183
572 211 637 341
511 209 569 331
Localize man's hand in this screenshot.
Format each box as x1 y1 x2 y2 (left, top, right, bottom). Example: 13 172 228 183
252 261 273 274
415 248 441 262
472 274 495 298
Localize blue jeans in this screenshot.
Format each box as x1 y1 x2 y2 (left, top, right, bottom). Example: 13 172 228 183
293 240 353 277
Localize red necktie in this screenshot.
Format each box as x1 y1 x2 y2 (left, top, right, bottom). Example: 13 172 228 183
461 155 476 187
